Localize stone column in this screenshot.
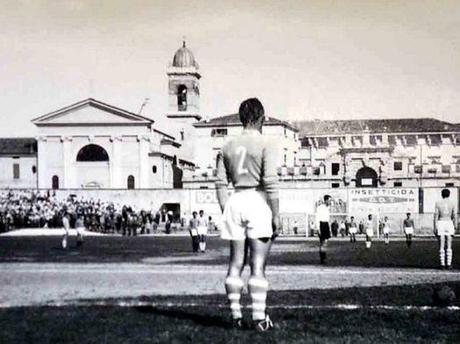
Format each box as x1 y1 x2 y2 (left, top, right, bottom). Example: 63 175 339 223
61 136 73 188
110 136 122 188
36 136 47 188
138 135 150 189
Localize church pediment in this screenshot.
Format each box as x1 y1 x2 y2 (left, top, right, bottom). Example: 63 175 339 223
32 98 153 126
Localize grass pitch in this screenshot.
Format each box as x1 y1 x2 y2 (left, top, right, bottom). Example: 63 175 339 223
1 235 459 343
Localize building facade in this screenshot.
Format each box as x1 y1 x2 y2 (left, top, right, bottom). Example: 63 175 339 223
0 42 459 197
292 118 460 189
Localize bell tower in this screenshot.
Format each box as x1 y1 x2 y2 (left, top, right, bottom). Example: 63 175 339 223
166 41 201 161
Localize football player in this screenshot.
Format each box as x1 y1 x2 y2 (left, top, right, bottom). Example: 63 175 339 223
62 211 70 249
403 213 415 248
216 98 280 332
434 189 457 269
365 214 373 249
382 216 390 245
197 210 208 252
316 195 331 264
349 216 357 243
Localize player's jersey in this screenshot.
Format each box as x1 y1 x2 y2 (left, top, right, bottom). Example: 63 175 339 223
216 129 279 200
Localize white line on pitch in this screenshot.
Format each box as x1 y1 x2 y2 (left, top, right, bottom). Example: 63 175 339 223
5 300 457 312
2 267 459 277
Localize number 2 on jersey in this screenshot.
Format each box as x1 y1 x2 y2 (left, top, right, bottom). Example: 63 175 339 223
236 146 248 175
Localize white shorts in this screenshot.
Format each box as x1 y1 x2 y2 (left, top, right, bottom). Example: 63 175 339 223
349 227 357 234
383 229 390 235
404 227 414 235
197 226 208 235
366 229 373 237
437 220 455 236
220 190 272 241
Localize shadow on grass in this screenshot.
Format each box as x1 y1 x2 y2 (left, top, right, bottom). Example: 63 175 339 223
135 305 231 328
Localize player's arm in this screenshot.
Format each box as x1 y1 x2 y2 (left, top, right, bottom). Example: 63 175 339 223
262 143 280 237
434 203 439 235
452 204 457 231
215 150 230 213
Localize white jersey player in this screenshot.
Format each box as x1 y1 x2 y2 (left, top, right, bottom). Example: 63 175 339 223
216 98 279 332
365 214 373 249
197 210 209 252
435 189 457 269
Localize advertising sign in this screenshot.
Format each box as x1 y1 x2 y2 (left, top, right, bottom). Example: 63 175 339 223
349 188 418 214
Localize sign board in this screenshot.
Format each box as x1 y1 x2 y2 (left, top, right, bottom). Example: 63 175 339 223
349 188 418 214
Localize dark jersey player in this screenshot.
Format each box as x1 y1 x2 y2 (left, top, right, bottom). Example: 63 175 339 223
216 98 280 332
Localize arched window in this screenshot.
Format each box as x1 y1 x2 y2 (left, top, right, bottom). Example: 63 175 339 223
152 165 157 174
32 166 37 174
76 144 109 162
177 85 187 111
127 175 135 189
355 167 378 187
52 175 59 189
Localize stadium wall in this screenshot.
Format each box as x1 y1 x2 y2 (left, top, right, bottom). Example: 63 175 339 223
43 186 458 236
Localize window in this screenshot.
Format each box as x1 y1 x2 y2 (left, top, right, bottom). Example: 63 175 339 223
76 144 109 161
152 165 157 174
394 161 403 171
211 128 227 137
180 130 184 141
331 183 340 188
52 175 59 189
177 85 187 111
13 164 20 179
394 181 402 187
127 175 135 189
32 165 37 174
445 183 454 187
331 163 340 176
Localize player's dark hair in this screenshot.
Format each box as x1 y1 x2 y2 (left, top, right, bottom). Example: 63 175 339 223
239 98 265 127
323 195 331 202
441 188 450 198
406 212 411 216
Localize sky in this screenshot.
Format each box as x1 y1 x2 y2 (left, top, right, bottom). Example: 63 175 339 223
0 0 459 137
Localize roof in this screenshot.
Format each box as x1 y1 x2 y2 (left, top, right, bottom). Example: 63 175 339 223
0 138 37 155
32 98 154 125
172 41 199 68
194 114 298 132
293 118 460 136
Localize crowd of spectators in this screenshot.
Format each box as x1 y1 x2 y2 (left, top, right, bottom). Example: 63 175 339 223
0 190 165 235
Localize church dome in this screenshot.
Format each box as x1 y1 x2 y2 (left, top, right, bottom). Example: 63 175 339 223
172 41 198 68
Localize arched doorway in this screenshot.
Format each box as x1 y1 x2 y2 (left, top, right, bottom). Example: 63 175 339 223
52 175 59 189
127 175 135 189
355 167 378 187
75 144 110 188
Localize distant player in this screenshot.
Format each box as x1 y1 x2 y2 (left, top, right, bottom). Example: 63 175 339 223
189 211 199 253
62 211 70 249
403 213 414 248
382 216 390 245
197 210 208 252
75 213 85 247
435 189 457 269
349 216 357 243
365 214 373 249
216 98 279 331
316 195 331 264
